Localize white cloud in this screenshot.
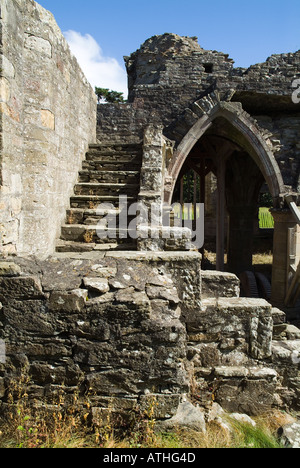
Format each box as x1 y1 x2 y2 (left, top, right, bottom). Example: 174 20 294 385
64 30 128 98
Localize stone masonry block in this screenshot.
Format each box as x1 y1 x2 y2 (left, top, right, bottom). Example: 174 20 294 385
0 276 44 302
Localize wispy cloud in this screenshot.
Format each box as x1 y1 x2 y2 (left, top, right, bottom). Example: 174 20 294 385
64 30 128 98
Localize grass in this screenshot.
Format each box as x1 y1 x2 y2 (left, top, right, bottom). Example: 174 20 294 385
259 207 274 229
0 385 290 449
0 416 287 449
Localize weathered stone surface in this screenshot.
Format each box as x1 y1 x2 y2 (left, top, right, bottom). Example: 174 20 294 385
214 376 278 416
278 422 300 448
40 109 55 129
83 277 109 294
187 298 273 359
0 0 97 257
0 262 21 277
0 276 44 301
201 271 240 299
49 290 86 313
0 252 298 420
3 299 54 335
273 324 300 341
158 400 206 433
24 33 52 57
271 340 300 365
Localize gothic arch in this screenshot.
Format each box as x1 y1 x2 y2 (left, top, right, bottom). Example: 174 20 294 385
164 94 285 206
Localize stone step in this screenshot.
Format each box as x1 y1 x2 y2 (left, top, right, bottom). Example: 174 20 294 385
60 224 138 244
88 143 142 153
65 208 136 225
56 142 143 253
78 170 140 184
188 297 273 360
70 195 137 209
201 270 240 299
73 182 139 197
66 207 119 225
82 160 142 172
85 151 142 163
55 239 136 253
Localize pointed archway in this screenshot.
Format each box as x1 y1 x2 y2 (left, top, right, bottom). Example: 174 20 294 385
164 96 284 206
164 94 285 280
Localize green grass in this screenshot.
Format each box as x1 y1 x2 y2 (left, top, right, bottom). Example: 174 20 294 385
228 419 284 449
0 377 289 449
259 207 274 229
0 412 288 449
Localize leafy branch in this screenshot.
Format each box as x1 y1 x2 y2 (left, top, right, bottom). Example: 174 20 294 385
95 87 125 104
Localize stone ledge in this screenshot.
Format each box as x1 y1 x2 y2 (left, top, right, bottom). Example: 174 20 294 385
201 297 271 309
201 270 240 299
214 366 278 380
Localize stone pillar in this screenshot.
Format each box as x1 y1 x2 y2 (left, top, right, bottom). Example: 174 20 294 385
227 205 258 275
137 125 192 251
137 124 165 250
271 209 300 307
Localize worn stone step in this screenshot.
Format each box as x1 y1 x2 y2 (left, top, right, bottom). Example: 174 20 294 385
70 195 137 209
56 239 136 253
88 143 142 154
65 208 136 225
201 271 240 299
60 224 138 244
78 170 140 184
82 160 142 172
73 182 139 197
85 152 142 163
66 208 120 225
188 297 273 360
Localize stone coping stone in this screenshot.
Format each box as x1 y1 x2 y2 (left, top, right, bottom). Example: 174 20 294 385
201 270 240 298
51 251 202 262
214 366 278 380
105 251 202 261
202 297 271 310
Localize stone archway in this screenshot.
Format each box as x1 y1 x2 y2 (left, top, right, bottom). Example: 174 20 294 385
164 94 285 207
163 93 286 286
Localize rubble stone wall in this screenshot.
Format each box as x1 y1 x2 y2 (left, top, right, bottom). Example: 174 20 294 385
0 0 97 258
98 34 300 194
0 253 299 420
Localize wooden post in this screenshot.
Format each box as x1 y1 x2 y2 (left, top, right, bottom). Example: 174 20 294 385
193 170 197 231
200 158 206 205
216 157 225 271
180 177 184 224
199 158 206 255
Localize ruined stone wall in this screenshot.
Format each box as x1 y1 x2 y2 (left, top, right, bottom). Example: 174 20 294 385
96 34 300 195
0 252 201 420
253 114 300 193
124 34 235 130
0 0 97 257
1 254 300 419
97 102 150 144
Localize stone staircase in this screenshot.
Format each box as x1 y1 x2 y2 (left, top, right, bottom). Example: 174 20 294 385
56 143 143 253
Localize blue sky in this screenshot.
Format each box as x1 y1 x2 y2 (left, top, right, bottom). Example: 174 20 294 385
37 0 300 96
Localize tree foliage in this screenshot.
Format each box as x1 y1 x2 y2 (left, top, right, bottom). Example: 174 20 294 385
95 87 125 104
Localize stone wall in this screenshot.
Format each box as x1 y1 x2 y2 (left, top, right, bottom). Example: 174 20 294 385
97 33 300 194
0 252 201 420
0 253 300 420
97 103 149 144
0 0 97 257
